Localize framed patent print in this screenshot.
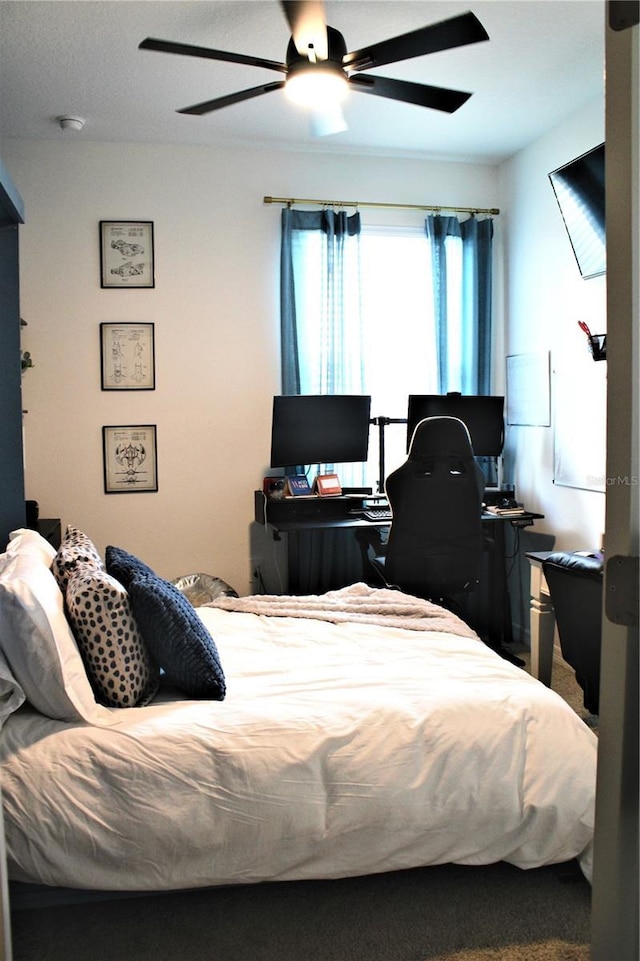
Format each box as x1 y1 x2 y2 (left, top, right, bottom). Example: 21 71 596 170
100 322 155 390
102 424 158 493
100 221 155 288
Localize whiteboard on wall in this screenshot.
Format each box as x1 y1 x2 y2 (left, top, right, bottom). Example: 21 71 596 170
506 352 551 426
553 361 607 492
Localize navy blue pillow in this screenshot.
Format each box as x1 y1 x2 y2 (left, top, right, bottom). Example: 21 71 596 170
127 572 226 700
105 546 156 588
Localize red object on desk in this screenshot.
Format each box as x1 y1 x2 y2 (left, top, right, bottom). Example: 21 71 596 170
315 473 342 497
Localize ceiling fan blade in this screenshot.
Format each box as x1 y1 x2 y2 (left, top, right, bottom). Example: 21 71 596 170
348 74 471 114
280 0 328 60
139 37 287 74
177 81 286 116
309 103 348 137
343 11 489 72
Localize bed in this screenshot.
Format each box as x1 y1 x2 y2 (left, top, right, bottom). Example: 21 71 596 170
0 527 597 893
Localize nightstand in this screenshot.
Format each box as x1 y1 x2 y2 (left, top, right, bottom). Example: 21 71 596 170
525 550 556 687
36 518 62 550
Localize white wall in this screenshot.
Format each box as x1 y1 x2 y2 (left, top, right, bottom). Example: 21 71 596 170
5 139 499 593
498 97 606 552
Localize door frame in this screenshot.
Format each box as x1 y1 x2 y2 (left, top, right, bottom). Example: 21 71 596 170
591 7 639 960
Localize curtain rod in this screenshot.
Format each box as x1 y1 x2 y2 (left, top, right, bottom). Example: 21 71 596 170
263 195 499 216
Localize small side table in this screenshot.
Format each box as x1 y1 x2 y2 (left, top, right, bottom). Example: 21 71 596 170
525 550 556 687
36 518 62 550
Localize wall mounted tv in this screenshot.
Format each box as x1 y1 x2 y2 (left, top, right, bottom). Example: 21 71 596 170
548 143 605 280
270 394 372 468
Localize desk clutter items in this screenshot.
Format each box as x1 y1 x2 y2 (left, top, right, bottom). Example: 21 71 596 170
485 497 527 517
263 476 285 500
314 473 342 497
264 474 345 498
578 320 606 361
285 474 313 497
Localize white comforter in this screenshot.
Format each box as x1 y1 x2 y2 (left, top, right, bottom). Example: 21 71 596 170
1 586 597 891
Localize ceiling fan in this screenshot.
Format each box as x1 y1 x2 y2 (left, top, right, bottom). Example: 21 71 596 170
139 1 489 135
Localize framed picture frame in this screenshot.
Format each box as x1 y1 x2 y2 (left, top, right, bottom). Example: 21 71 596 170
102 425 158 494
100 221 155 288
100 322 155 390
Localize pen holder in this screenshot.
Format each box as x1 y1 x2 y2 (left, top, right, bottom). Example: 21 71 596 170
587 333 607 361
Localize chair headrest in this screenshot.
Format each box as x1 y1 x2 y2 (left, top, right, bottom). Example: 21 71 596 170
408 416 474 460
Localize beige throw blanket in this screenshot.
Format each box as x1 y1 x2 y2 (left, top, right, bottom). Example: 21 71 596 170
206 582 479 640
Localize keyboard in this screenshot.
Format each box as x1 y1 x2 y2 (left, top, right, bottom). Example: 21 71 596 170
362 508 393 522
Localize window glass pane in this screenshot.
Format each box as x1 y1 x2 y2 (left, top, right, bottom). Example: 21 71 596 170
443 235 463 391
292 231 324 392
360 226 439 487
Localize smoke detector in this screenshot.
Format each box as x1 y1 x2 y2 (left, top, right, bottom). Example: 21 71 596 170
56 115 85 132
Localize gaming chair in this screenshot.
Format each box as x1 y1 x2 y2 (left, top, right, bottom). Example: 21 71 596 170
371 416 485 603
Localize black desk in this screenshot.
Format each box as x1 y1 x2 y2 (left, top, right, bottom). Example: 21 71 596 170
480 511 543 651
254 491 543 652
254 491 389 594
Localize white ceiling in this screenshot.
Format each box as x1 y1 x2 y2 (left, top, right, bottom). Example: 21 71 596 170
0 0 605 164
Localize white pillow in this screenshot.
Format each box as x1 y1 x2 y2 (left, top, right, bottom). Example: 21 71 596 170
8 527 56 564
0 530 118 725
0 645 25 729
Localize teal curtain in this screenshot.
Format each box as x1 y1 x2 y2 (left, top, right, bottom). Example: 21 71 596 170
279 210 302 395
425 214 495 483
279 207 366 590
425 214 494 396
280 207 363 397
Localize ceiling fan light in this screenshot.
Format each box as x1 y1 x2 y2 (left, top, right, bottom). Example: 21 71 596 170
285 66 348 109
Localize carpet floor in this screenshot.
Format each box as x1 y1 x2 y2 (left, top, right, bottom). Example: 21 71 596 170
10 860 591 961
516 647 598 733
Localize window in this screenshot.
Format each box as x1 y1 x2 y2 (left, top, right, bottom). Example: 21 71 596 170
280 210 494 491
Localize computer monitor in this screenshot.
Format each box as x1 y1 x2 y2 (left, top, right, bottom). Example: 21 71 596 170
407 394 505 457
270 394 372 469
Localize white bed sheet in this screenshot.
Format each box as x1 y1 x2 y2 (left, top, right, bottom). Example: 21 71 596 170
1 597 597 891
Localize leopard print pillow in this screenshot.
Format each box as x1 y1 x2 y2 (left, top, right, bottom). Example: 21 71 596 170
65 567 159 708
52 526 104 593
